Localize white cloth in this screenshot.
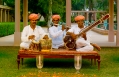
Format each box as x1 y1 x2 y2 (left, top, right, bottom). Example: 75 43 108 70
20 25 45 49
67 25 93 52
49 25 66 49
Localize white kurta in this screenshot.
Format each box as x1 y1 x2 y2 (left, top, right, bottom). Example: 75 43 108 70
20 25 45 49
67 25 93 52
49 25 66 49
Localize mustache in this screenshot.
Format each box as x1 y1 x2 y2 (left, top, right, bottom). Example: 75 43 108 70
33 22 37 24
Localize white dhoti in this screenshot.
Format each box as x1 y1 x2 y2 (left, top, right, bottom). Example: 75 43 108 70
76 38 93 52
20 42 31 49
52 42 64 49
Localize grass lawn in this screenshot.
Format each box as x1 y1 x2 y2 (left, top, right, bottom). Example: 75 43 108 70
0 46 119 77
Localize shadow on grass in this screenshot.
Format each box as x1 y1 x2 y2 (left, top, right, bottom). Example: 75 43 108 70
22 58 93 69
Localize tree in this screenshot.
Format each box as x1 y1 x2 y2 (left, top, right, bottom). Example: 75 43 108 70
3 0 66 24
72 0 85 10
37 0 66 25
96 0 109 11
47 0 52 27
3 0 15 7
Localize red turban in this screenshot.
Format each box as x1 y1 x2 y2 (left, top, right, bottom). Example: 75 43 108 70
74 15 85 21
52 15 61 20
29 13 39 20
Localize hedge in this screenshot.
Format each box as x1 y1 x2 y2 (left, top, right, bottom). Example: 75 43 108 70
0 21 47 37
37 21 47 27
0 22 23 37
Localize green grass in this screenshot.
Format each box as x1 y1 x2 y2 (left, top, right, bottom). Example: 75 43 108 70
0 46 119 77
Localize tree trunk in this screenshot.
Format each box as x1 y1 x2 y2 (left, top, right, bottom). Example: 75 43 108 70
47 0 52 28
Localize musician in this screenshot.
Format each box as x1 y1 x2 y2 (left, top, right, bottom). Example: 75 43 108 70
49 15 66 49
66 15 101 52
20 13 46 50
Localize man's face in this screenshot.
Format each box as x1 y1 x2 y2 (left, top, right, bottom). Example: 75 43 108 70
76 20 84 26
52 18 59 24
30 19 38 26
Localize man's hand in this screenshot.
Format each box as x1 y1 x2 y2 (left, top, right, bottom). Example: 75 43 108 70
62 25 65 31
43 35 49 39
71 33 77 39
28 35 35 40
81 33 87 40
66 32 77 40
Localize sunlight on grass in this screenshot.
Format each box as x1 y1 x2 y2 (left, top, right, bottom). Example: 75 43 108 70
19 72 98 77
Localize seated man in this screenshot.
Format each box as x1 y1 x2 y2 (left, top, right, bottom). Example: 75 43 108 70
49 14 66 49
20 13 46 50
66 15 101 52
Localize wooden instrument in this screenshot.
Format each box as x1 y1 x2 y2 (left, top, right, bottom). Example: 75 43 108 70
64 14 110 49
29 40 42 52
39 38 52 52
29 35 52 52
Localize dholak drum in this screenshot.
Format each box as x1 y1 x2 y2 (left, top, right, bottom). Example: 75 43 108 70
64 41 76 50
29 40 41 52
64 35 76 50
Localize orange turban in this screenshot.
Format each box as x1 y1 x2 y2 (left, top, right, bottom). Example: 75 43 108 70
74 15 85 21
29 13 39 20
52 15 61 20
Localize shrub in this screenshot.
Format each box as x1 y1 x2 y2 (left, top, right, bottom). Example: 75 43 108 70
37 21 47 27
0 22 23 37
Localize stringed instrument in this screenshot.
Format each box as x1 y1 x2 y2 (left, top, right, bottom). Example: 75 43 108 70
64 14 110 50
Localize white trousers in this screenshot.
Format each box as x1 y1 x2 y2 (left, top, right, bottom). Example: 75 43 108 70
76 38 93 52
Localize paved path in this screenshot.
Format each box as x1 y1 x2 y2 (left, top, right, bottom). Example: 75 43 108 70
0 26 117 47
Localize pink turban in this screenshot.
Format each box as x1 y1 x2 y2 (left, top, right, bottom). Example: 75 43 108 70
52 15 61 20
74 15 85 21
29 13 39 20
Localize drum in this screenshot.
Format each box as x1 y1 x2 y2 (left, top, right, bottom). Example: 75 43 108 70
64 35 76 50
29 41 41 52
39 39 52 52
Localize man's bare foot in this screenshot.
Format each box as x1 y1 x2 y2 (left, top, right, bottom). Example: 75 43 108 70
91 43 101 51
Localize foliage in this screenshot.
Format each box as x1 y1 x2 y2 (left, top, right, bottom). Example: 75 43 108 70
3 0 117 23
96 0 117 13
0 47 119 77
96 0 109 11
0 22 23 37
72 0 85 10
3 0 15 7
37 21 47 27
37 0 66 22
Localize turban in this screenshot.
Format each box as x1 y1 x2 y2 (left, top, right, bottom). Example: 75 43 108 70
74 15 85 21
52 15 61 20
29 13 39 20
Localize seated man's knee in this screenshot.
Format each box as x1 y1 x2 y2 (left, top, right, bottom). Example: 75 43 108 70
20 42 29 49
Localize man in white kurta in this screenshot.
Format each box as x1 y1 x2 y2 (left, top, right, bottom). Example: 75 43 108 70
67 25 93 52
49 15 66 49
20 13 45 49
67 15 93 52
20 25 45 49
